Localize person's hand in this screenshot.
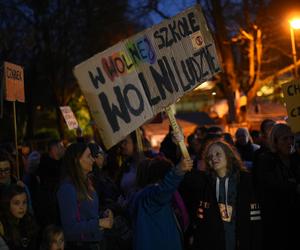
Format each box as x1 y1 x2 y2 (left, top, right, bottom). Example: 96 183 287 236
99 209 114 229
178 157 193 173
99 217 113 229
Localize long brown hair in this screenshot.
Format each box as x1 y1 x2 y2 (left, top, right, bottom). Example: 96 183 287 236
62 143 94 200
0 184 38 247
202 139 247 176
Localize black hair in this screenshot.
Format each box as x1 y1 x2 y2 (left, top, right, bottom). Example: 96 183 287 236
260 119 275 136
187 133 196 145
47 139 61 151
88 142 103 158
223 133 234 145
136 156 173 188
194 126 208 137
207 126 223 135
40 224 64 250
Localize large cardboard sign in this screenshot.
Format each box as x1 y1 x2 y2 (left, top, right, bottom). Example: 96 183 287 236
282 79 300 133
4 62 25 102
60 106 79 130
74 5 221 149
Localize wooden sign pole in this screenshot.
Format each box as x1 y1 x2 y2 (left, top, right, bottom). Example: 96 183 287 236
135 128 144 154
165 105 190 159
13 101 20 179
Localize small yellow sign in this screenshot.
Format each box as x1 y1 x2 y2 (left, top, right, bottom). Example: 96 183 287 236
282 79 300 133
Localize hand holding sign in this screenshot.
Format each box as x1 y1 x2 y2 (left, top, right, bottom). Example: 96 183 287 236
178 157 193 173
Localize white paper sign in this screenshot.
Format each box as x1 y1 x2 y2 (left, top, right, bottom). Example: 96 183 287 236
60 106 79 130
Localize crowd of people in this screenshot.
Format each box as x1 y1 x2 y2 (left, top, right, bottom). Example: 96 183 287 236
0 118 299 250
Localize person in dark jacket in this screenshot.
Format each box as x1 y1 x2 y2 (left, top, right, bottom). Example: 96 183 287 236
252 119 275 188
36 140 65 228
257 119 275 150
89 142 133 250
180 139 262 250
234 128 260 166
255 123 300 250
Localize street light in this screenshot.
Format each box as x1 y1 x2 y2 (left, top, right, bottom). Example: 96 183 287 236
289 18 300 77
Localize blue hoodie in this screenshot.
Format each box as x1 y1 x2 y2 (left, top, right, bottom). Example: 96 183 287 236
130 168 184 250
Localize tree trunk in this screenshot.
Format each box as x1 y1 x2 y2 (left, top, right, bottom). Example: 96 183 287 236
223 80 237 123
211 0 238 123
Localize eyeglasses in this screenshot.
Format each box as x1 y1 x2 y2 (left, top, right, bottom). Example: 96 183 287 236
0 167 10 175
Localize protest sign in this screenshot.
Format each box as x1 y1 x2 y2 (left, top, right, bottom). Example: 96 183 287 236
3 61 25 179
4 62 25 102
282 79 300 133
60 106 79 130
74 5 221 149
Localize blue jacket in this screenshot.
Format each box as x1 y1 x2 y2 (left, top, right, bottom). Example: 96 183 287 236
131 168 184 250
57 179 103 242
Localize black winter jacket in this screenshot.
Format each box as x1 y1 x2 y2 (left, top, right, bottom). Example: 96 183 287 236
180 170 262 250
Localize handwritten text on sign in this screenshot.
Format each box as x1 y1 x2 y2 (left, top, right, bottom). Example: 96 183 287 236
4 62 25 102
282 79 300 133
74 5 221 149
60 106 79 130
